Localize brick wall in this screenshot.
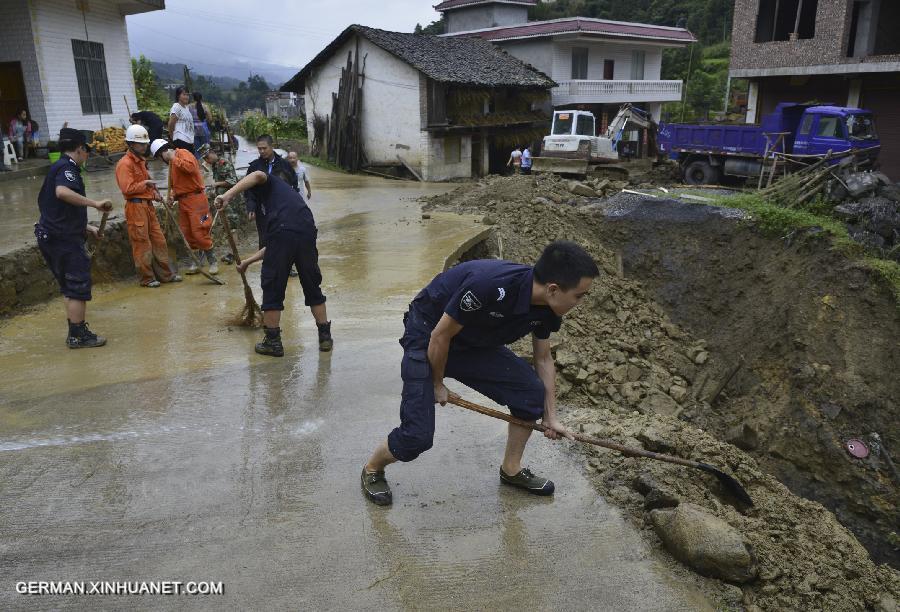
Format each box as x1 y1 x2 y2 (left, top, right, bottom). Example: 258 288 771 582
731 0 854 71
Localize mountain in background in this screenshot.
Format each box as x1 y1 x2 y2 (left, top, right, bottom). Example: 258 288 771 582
149 60 297 90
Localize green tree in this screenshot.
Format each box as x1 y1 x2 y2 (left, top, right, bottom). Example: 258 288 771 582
131 54 169 114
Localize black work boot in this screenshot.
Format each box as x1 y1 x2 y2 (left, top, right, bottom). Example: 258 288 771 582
317 321 333 352
255 327 284 357
66 320 107 349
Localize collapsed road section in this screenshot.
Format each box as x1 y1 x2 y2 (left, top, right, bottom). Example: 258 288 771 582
425 173 900 611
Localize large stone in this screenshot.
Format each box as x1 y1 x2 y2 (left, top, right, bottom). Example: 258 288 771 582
569 182 598 197
639 391 680 417
650 504 758 584
726 422 760 451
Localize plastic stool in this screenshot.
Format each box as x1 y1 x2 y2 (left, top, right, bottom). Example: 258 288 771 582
1 139 17 166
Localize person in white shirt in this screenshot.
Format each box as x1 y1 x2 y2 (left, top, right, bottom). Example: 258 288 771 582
507 146 522 174
167 86 195 152
287 151 312 201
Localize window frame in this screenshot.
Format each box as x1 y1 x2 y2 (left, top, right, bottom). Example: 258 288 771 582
571 47 589 80
72 39 112 115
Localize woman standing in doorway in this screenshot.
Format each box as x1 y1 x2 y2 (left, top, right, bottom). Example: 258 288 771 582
167 86 195 153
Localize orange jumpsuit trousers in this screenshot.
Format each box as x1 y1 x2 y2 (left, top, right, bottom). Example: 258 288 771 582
176 192 213 251
125 200 177 285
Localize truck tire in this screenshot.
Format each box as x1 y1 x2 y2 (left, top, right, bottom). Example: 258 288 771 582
684 160 719 185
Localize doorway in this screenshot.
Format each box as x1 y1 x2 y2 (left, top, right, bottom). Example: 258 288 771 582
0 62 27 131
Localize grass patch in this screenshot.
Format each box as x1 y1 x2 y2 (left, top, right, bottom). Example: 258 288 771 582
864 257 900 304
299 155 346 174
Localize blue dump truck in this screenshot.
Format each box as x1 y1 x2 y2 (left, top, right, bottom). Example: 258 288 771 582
657 103 881 185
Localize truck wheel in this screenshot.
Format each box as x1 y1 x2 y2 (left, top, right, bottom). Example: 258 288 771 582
684 161 719 185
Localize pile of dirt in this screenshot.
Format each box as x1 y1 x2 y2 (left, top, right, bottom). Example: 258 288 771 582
424 174 900 610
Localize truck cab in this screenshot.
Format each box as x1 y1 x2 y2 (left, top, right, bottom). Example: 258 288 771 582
790 106 879 160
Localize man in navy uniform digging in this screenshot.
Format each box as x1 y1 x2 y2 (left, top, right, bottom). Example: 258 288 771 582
362 241 599 505
35 128 113 348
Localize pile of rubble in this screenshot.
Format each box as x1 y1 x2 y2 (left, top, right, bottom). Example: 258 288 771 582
424 174 900 611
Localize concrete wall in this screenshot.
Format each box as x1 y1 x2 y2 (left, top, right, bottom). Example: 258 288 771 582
445 4 529 33
420 133 472 181
28 0 138 135
304 35 425 171
498 39 554 77
550 39 664 81
0 0 47 142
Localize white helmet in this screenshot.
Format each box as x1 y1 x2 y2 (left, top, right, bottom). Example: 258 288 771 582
125 124 150 143
150 139 170 158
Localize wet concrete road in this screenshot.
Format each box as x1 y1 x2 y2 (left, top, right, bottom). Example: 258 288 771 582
0 167 711 610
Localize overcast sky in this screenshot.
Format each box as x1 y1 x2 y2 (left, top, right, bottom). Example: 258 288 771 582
127 0 443 81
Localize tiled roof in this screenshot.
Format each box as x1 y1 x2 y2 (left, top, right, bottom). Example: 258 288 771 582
446 17 696 44
435 0 535 11
281 25 555 93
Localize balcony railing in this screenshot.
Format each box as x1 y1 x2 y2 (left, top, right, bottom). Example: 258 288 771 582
551 80 683 105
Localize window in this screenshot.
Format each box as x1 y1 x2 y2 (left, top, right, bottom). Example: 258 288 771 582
571 48 588 80
603 60 615 80
846 114 877 140
443 136 461 163
72 40 111 114
755 0 818 42
427 80 447 125
630 51 645 80
815 116 844 138
552 113 573 135
575 114 595 136
799 114 814 135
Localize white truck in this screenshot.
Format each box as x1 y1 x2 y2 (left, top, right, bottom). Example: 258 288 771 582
533 104 656 176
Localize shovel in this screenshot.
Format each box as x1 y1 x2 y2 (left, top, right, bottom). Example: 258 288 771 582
448 396 754 507
220 212 262 327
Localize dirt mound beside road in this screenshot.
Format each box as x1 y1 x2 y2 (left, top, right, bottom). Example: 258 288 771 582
425 174 900 610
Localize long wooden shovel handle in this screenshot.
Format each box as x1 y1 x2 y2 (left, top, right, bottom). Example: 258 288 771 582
449 396 707 469
97 211 109 235
448 395 754 507
220 212 255 290
159 198 225 286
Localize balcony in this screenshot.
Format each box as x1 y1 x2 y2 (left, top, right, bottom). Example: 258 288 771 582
551 80 683 106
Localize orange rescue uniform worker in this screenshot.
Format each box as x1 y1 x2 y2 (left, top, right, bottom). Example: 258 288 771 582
115 125 180 287
151 139 218 274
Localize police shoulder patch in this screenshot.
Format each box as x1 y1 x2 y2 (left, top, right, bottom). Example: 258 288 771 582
64 170 78 182
460 290 482 312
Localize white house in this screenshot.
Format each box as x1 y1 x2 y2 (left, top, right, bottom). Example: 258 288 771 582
438 0 695 125
0 0 163 144
283 25 555 180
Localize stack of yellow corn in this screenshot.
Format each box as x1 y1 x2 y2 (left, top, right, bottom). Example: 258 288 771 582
89 127 127 154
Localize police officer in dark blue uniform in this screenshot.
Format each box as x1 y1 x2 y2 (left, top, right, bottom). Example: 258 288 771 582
35 128 113 348
244 134 298 249
215 166 332 357
361 241 599 506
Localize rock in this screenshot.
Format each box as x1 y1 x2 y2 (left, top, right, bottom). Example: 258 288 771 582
555 349 579 368
875 593 898 612
637 426 675 454
531 197 552 206
662 322 683 339
421 213 431 219
621 382 644 404
639 391 680 417
668 385 689 403
644 488 680 510
726 422 760 451
547 192 564 204
649 504 758 584
575 368 590 382
569 182 598 197
610 364 629 383
693 350 709 365
626 364 643 382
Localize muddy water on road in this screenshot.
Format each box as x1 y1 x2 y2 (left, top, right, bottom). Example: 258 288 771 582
0 167 711 610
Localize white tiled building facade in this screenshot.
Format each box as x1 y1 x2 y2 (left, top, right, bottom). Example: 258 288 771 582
0 0 163 143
